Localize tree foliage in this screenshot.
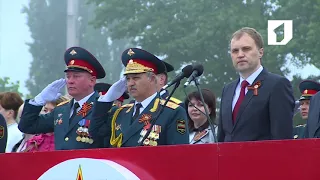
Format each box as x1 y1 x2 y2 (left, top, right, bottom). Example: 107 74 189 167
90 0 295 100
24 0 131 97
0 77 22 96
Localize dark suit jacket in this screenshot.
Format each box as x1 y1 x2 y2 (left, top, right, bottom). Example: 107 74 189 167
18 92 104 150
89 93 189 147
305 92 320 138
218 69 294 142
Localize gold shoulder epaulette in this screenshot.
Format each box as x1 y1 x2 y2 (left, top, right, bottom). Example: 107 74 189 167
160 99 179 110
121 103 134 108
168 97 182 104
57 100 70 107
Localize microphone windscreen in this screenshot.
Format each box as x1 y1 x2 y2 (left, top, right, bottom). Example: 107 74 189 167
193 64 204 76
182 65 193 78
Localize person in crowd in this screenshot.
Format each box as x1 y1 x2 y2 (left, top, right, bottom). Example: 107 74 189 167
90 48 189 147
0 92 24 152
218 27 295 142
18 47 106 150
185 89 217 144
293 80 320 139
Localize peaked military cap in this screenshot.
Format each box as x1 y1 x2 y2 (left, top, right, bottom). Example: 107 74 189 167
299 80 320 101
162 61 174 73
0 114 7 153
94 83 129 102
64 47 106 79
121 48 167 75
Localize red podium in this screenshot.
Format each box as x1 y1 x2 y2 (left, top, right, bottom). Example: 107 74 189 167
0 139 319 180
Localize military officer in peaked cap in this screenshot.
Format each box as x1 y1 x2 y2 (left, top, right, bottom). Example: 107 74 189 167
19 47 106 150
157 60 185 107
294 80 320 139
90 48 189 148
0 114 7 153
94 83 130 107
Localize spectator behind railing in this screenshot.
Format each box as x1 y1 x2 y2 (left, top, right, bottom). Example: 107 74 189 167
22 95 71 152
0 92 24 152
185 89 217 144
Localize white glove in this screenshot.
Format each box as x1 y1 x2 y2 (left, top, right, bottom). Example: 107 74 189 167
33 78 66 105
98 77 127 102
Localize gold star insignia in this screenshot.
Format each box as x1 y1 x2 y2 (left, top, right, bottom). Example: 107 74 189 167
127 49 135 56
76 165 83 180
70 49 77 55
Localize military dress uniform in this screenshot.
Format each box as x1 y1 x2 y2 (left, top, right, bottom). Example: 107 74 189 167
18 47 106 150
293 80 320 139
94 83 130 103
89 48 189 147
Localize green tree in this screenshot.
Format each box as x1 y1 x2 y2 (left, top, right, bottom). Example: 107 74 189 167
90 0 293 100
0 77 22 95
24 0 130 97
270 0 320 68
23 0 67 97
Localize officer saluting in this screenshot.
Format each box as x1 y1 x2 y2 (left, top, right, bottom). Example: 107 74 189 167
293 80 320 139
94 83 130 107
19 47 106 150
90 48 189 147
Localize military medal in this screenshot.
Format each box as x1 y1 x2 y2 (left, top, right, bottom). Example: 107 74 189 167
143 138 150 145
81 137 86 142
58 119 63 125
76 136 81 142
88 138 94 144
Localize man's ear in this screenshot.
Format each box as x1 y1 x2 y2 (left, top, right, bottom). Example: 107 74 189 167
258 48 264 59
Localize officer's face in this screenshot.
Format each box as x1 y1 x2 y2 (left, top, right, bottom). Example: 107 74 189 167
230 33 263 76
126 73 156 101
65 71 96 100
187 98 211 124
300 99 310 120
156 73 167 91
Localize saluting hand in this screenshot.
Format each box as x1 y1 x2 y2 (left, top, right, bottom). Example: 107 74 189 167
98 77 127 102
34 78 66 105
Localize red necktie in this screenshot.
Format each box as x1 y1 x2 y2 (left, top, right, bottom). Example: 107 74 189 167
232 80 249 123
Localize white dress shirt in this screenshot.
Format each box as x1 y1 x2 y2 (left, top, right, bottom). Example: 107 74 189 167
232 66 264 111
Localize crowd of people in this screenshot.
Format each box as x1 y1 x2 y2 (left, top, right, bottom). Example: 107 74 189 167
0 27 316 153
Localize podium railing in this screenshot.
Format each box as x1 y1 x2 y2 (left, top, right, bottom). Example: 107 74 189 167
0 139 319 180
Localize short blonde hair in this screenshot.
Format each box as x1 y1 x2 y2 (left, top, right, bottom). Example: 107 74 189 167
231 27 264 49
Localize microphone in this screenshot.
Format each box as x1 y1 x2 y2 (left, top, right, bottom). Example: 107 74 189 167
161 65 193 90
184 64 204 87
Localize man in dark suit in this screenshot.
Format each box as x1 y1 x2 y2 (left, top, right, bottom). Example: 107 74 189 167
19 47 106 150
89 48 189 147
218 27 295 142
293 80 320 139
0 114 7 153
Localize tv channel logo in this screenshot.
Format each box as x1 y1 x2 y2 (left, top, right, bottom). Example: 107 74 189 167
268 20 293 45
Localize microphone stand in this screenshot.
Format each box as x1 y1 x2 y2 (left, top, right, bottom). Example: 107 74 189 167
137 81 181 146
193 77 218 143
